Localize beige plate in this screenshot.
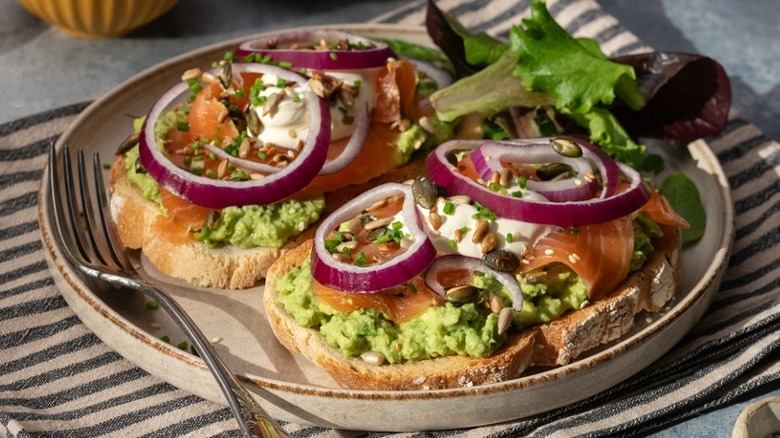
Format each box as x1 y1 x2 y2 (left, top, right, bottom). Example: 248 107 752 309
38 24 735 431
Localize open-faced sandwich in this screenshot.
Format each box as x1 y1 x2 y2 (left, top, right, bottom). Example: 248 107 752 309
264 136 690 390
108 30 452 288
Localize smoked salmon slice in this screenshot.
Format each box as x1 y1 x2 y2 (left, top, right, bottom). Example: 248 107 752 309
520 216 635 300
641 190 690 229
311 275 444 324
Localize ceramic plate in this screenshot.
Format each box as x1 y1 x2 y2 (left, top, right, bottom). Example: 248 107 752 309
38 24 735 431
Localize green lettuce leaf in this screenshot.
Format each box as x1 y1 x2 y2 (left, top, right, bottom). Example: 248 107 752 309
508 1 644 113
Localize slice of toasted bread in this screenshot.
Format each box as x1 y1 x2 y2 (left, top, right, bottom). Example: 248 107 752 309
108 153 427 289
263 226 681 390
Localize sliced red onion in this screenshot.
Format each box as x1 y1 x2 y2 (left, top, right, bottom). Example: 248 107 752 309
426 140 652 227
139 63 330 209
311 183 436 292
318 101 370 175
423 255 523 311
236 30 396 71
469 138 598 202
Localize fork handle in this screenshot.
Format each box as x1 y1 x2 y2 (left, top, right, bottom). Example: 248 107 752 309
134 280 290 438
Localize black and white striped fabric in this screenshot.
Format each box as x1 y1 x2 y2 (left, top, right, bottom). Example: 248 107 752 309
2 0 778 436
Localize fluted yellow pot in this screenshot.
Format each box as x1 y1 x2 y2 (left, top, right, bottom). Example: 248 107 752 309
17 0 179 38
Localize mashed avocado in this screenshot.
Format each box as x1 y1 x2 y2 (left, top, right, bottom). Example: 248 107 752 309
274 217 661 362
199 199 324 248
124 110 326 249
274 259 505 364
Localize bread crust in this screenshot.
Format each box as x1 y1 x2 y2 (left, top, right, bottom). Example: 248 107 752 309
108 154 427 289
263 227 682 390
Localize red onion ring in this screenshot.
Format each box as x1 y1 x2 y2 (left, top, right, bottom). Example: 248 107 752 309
426 140 652 227
318 101 370 175
469 138 598 202
236 30 396 71
423 255 523 311
311 183 436 292
138 63 331 209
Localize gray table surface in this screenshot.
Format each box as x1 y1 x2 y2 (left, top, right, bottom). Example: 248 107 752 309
4 0 779 436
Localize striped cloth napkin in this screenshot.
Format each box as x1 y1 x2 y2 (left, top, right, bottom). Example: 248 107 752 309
2 0 778 436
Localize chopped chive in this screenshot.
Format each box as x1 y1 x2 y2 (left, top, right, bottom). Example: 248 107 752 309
517 176 528 189
276 79 287 88
257 150 267 159
176 341 189 350
146 300 159 310
443 201 454 215
506 233 514 243
511 190 523 198
448 239 458 250
160 335 170 343
329 52 338 61
355 252 368 267
177 121 190 132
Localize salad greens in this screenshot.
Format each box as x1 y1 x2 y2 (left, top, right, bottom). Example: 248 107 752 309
411 0 730 244
426 0 657 173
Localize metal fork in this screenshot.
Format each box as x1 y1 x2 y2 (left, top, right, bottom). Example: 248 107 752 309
47 143 289 438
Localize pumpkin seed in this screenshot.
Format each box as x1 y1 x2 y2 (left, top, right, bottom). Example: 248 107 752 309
134 157 146 174
116 132 140 155
483 249 520 272
445 285 481 304
367 226 388 241
246 109 263 136
262 91 284 116
537 162 573 181
411 175 438 209
219 62 232 89
551 138 583 158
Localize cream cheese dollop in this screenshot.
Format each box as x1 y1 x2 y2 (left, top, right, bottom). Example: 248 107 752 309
417 197 551 259
249 68 380 149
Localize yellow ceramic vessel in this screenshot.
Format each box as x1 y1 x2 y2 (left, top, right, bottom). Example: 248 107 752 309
17 0 179 38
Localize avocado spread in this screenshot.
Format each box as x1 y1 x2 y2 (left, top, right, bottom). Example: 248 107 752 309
124 110 326 249
274 219 661 362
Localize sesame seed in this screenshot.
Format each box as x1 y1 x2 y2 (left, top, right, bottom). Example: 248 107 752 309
544 248 555 256
568 253 580 264
150 322 161 330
